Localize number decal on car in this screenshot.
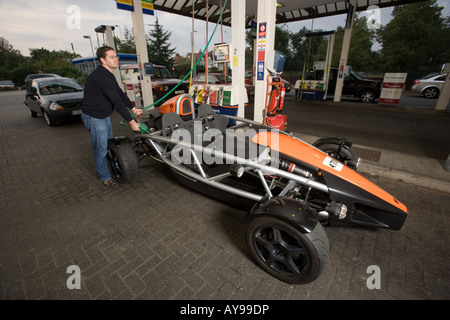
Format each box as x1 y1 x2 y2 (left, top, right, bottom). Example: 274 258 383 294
323 156 344 172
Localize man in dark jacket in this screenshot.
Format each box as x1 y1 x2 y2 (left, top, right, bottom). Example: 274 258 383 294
81 46 143 187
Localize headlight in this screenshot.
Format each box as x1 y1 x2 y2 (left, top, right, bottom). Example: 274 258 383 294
49 102 63 110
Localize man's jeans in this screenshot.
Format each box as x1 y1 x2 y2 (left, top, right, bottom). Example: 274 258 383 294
81 113 113 182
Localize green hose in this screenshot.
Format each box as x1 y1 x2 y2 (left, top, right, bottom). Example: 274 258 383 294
124 0 229 133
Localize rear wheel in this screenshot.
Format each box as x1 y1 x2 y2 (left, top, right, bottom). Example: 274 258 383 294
246 216 329 284
359 90 376 103
107 141 140 183
423 87 439 98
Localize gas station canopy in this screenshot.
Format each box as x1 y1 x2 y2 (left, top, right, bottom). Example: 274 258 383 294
129 0 435 116
153 0 426 27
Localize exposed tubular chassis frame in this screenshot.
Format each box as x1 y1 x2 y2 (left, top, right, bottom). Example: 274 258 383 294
116 110 407 284
136 115 329 204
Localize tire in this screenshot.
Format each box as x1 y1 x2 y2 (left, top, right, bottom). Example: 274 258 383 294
43 110 56 126
246 216 329 284
106 141 140 183
423 87 439 98
315 142 359 170
359 90 376 103
27 106 37 118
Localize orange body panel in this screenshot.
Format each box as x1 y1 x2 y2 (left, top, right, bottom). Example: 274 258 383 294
158 95 194 117
253 132 407 213
157 96 179 115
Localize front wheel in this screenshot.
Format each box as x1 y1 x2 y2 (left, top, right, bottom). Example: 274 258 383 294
314 137 360 170
27 106 37 118
43 110 56 126
246 216 329 284
107 140 140 183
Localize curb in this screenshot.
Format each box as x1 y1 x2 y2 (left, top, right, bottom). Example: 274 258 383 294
292 132 450 194
358 161 450 194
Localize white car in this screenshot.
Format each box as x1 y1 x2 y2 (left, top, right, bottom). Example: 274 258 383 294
411 72 447 98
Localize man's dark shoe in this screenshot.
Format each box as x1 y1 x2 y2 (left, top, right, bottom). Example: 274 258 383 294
102 179 117 188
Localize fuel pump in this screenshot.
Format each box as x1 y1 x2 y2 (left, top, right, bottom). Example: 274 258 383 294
294 31 335 101
122 65 143 109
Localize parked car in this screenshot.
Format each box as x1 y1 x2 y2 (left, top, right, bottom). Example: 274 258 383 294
24 77 83 126
0 80 16 90
245 69 292 93
192 72 255 97
411 72 447 98
327 67 383 103
25 73 61 87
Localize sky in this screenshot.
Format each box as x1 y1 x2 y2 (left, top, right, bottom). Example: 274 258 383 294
1 0 449 59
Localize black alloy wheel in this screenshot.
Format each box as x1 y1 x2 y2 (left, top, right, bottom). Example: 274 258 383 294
246 216 329 284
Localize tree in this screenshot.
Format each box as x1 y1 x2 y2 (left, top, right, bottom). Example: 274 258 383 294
245 30 254 70
1 38 83 85
274 24 291 65
146 18 176 67
328 15 379 71
289 27 328 74
0 37 27 84
115 26 136 54
377 0 450 75
245 25 312 72
28 48 81 79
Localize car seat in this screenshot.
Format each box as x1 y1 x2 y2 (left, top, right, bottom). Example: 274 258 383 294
196 104 228 135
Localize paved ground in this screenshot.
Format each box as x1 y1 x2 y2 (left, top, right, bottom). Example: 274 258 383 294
0 90 449 302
